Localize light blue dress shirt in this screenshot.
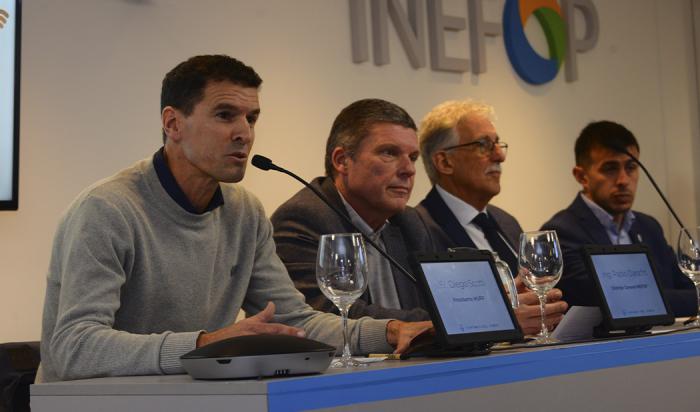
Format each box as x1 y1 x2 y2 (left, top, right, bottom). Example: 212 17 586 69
580 193 637 245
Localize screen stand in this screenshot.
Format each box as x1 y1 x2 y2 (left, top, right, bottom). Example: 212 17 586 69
592 324 652 339
401 342 492 359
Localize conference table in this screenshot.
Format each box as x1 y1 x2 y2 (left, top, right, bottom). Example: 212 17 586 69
31 329 700 411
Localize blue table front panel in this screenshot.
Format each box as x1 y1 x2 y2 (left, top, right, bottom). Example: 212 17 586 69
267 331 700 411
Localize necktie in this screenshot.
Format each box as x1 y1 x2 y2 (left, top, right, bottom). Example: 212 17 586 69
472 213 518 274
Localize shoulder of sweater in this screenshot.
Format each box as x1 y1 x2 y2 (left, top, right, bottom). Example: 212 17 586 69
53 162 152 239
220 183 264 210
66 159 152 214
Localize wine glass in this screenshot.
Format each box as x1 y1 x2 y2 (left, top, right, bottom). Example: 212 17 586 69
677 227 700 327
316 233 369 367
518 230 563 344
492 252 519 309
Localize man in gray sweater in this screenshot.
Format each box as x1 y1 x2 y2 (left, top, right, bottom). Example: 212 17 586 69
38 55 430 382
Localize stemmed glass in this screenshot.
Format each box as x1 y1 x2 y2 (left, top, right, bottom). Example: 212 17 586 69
518 230 563 344
677 227 700 327
316 233 369 367
492 252 519 309
448 247 519 308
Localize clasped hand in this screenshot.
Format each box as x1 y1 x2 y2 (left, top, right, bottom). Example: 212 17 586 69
512 276 568 335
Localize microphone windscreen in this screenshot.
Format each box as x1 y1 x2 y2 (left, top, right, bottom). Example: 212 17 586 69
251 155 273 171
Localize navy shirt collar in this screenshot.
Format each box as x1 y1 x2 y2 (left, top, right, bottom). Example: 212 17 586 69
152 147 224 214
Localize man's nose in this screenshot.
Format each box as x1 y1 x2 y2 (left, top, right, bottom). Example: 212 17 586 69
616 169 631 186
398 155 416 177
232 117 253 144
490 144 506 162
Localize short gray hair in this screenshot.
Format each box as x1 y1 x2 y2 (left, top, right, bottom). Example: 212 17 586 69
418 100 496 184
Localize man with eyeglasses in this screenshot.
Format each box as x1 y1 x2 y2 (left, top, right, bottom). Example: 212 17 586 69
416 100 568 333
541 120 695 316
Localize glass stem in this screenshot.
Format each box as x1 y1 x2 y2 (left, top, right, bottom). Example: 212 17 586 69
538 292 548 338
340 307 351 360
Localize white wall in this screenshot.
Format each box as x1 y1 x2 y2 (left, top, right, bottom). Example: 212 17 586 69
0 0 698 342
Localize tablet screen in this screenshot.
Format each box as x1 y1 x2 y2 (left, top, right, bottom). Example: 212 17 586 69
590 253 667 319
0 0 20 210
420 260 516 334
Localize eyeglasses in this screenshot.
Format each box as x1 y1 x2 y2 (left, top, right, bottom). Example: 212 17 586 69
442 138 508 156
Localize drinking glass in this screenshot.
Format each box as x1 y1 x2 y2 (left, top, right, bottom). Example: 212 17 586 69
316 233 369 367
492 252 519 309
447 247 519 308
518 230 563 344
678 227 700 327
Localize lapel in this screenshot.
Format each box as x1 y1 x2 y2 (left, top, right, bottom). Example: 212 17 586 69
419 187 477 249
570 194 612 245
317 177 355 233
628 221 645 245
316 177 373 301
382 224 422 308
486 206 517 251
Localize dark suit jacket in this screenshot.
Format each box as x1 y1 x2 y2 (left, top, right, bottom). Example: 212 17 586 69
271 177 435 322
415 186 523 256
541 194 695 316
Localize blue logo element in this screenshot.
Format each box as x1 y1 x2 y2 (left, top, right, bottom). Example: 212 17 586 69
503 0 568 85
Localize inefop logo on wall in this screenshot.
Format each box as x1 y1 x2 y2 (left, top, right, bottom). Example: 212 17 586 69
349 0 599 85
503 0 598 84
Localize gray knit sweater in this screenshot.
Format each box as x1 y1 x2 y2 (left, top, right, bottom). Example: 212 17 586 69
38 158 392 382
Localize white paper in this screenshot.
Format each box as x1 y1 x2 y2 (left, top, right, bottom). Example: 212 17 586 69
352 356 387 364
551 306 602 342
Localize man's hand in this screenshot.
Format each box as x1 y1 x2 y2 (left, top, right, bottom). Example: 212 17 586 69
513 276 568 335
196 302 306 347
386 320 434 354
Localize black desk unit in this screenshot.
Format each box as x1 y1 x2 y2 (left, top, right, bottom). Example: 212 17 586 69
31 330 700 411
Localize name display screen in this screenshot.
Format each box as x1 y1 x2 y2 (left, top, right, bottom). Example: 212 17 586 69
0 0 19 210
590 253 667 319
420 260 516 334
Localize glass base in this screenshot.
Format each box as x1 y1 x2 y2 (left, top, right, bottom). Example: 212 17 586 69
330 357 368 368
527 333 559 345
685 317 700 328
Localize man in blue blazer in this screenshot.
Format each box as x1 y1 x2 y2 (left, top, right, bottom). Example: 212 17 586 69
541 121 696 316
415 100 568 333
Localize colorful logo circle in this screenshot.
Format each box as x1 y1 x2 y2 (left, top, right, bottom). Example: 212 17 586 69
503 0 568 85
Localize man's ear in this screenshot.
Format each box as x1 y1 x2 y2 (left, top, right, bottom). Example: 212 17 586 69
573 165 587 186
331 147 350 176
162 106 182 143
432 151 454 176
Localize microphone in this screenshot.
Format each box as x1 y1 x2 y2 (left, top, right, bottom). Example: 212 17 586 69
251 155 282 172
609 143 690 238
252 154 417 283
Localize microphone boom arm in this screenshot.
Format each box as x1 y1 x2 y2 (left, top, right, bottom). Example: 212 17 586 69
618 148 691 238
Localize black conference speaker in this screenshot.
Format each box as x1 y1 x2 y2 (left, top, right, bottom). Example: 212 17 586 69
180 334 335 380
